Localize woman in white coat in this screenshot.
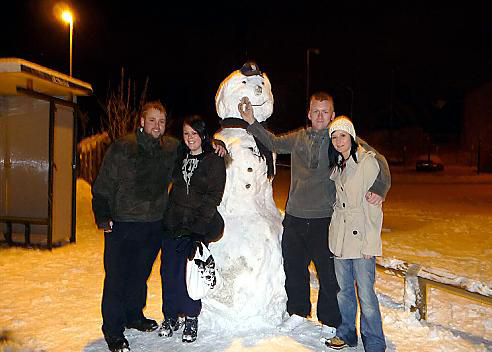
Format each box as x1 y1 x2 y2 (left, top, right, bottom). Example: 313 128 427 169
324 116 386 352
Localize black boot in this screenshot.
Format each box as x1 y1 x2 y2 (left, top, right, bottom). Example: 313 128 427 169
104 335 130 352
125 317 158 332
182 316 198 343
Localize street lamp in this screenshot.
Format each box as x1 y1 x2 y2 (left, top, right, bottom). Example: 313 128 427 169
61 10 73 76
306 48 320 124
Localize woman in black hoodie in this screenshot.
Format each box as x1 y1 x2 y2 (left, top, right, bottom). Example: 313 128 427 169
158 115 226 343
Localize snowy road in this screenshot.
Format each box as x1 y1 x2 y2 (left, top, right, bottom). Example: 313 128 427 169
1 166 491 351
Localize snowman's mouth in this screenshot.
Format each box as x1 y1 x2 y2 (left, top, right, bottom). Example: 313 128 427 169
251 101 266 107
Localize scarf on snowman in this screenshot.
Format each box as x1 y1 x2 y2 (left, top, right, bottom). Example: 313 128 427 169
220 118 274 179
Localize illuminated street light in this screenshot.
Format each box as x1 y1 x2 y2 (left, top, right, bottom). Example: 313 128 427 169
61 10 73 76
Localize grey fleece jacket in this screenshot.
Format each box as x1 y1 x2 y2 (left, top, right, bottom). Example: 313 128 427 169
246 121 391 219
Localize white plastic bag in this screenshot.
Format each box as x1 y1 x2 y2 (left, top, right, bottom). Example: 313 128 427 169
186 243 221 300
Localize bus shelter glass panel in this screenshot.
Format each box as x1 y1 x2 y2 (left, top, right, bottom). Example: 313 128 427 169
0 96 49 239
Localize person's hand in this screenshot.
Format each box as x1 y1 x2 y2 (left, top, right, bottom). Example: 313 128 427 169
362 254 373 260
365 191 383 205
238 97 255 124
212 141 227 157
173 229 191 240
187 239 204 261
100 220 113 233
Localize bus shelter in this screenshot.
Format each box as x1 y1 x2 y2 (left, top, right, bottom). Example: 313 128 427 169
0 58 92 248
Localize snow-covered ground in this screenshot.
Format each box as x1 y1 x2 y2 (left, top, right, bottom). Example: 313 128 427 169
1 166 491 351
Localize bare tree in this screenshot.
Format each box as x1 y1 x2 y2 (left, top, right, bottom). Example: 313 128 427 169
102 67 149 141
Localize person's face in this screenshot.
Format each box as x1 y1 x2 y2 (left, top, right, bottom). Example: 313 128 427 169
308 99 335 131
331 130 352 159
183 123 203 155
140 108 166 139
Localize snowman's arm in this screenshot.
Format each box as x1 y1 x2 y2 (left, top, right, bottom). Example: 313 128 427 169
189 154 226 239
246 121 299 154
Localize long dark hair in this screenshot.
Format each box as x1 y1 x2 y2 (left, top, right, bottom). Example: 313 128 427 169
178 115 213 157
328 134 358 169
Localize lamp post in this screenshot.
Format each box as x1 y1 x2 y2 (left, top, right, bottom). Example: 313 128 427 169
306 48 320 125
61 10 73 77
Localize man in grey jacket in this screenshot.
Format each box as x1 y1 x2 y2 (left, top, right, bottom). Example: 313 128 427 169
239 92 391 339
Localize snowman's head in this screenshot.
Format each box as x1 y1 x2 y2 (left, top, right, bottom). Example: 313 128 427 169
215 62 273 122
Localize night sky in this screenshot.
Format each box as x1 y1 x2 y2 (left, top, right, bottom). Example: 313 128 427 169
2 1 492 139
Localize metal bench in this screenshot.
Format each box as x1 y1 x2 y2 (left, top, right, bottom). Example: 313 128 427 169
0 216 49 247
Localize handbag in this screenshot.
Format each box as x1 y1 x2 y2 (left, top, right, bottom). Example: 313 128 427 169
186 242 221 300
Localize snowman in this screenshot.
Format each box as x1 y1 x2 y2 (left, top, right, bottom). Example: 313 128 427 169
200 62 287 331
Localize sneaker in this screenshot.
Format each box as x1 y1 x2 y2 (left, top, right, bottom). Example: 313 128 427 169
325 336 349 350
182 316 198 343
126 317 158 332
104 335 130 352
320 324 337 342
278 314 307 332
158 316 184 337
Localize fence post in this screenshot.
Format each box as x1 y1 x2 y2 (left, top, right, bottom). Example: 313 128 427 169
417 277 428 320
404 264 426 319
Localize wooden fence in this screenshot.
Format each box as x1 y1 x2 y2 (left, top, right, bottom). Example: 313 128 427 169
77 133 111 184
376 257 492 320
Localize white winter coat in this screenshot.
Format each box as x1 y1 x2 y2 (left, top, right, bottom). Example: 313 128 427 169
329 146 383 259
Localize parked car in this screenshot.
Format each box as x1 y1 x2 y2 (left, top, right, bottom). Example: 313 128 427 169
416 155 444 172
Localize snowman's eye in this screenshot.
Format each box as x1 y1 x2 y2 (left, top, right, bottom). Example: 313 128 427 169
262 82 265 85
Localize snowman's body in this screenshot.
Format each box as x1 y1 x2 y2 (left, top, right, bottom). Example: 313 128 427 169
200 64 286 331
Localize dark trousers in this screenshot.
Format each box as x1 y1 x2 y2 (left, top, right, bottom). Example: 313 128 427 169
101 221 162 337
161 236 201 318
282 214 341 327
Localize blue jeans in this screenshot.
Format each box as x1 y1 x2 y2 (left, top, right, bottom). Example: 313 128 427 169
334 257 386 352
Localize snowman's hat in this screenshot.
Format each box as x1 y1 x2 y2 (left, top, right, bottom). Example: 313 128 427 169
240 61 262 76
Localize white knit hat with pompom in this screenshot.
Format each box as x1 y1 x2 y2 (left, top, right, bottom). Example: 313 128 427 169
329 116 356 140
